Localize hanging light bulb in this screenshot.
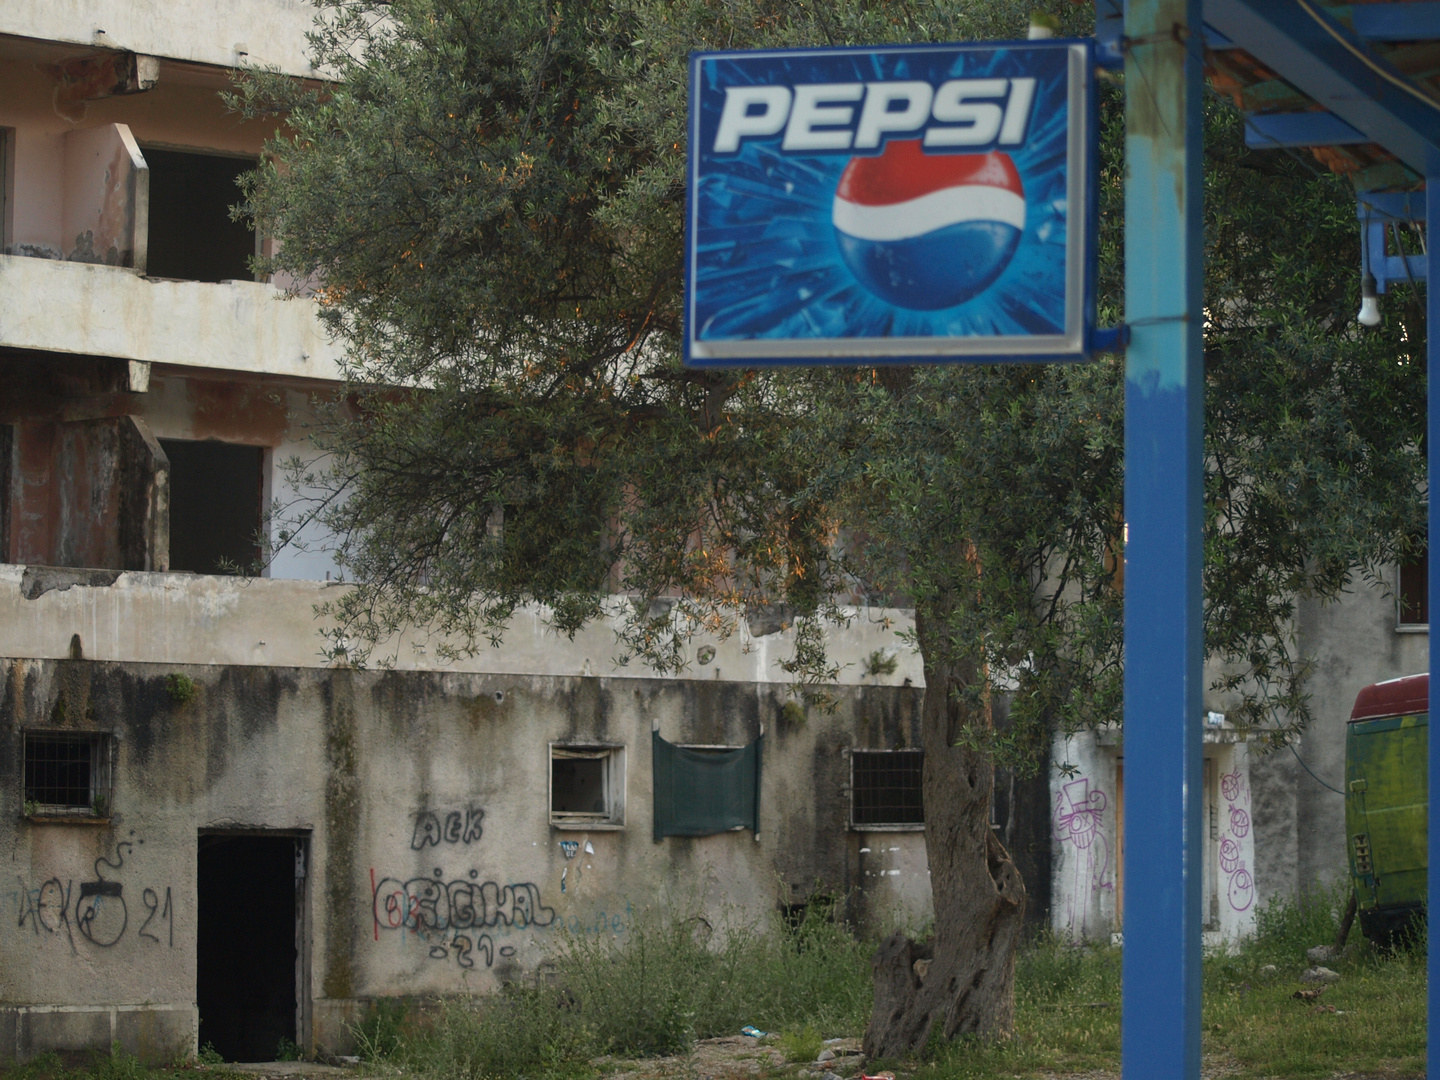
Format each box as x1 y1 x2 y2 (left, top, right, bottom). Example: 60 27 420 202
1357 271 1381 327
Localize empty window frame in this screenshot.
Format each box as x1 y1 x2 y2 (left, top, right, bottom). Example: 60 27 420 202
850 749 924 829
160 439 264 575
142 147 257 282
550 744 625 828
23 731 115 817
1399 544 1427 628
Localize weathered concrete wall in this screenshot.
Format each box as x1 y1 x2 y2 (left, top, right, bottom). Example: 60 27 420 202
60 124 147 268
0 38 276 260
1287 583 1428 897
0 260 343 381
0 566 925 686
0 657 929 1063
0 361 343 580
1050 730 1258 946
5 416 167 571
0 0 328 79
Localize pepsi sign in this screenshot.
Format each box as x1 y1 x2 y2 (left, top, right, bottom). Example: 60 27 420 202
685 41 1096 365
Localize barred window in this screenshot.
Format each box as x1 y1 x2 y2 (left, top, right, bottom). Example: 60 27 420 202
851 750 924 828
23 733 114 816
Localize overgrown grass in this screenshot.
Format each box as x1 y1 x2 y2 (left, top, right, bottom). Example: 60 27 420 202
1203 882 1426 1078
361 902 870 1079
914 884 1424 1080
2 889 1423 1080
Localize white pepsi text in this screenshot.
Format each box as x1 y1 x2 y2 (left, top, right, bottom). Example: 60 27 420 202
713 78 1038 154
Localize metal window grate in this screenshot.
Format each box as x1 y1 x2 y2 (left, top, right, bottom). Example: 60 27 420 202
23 733 112 814
851 750 924 826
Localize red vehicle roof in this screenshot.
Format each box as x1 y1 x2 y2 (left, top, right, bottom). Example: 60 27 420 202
1350 673 1429 722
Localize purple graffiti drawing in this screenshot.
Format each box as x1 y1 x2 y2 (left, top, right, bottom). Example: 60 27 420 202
1228 862 1254 911
1229 806 1250 838
1221 768 1243 803
1054 778 1107 849
1053 777 1111 937
1219 836 1240 874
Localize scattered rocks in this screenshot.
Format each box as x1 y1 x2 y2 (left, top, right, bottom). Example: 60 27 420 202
821 1072 843 1080
816 1050 836 1063
1300 966 1340 983
1305 945 1337 964
1258 963 1278 977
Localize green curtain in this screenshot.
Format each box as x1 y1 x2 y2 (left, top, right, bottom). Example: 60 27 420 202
652 730 762 840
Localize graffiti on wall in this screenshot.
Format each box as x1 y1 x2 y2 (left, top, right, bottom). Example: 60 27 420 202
411 806 485 850
10 837 174 954
1053 776 1112 937
1218 766 1253 911
371 868 555 970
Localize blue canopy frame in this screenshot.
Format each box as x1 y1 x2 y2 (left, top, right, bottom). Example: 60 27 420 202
1117 1 1440 1076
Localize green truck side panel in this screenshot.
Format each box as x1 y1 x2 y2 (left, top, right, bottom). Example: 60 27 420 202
1345 712 1428 914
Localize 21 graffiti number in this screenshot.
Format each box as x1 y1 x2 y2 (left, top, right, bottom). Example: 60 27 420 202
138 887 173 946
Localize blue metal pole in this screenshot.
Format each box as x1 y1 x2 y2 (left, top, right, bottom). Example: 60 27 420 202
1427 177 1439 1080
1122 1 1204 1077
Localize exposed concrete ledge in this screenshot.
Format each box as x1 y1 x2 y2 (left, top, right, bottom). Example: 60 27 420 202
0 0 326 79
0 256 344 381
0 565 923 686
1 1003 195 1066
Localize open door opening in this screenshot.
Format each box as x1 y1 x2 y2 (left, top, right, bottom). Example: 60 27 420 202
197 833 306 1062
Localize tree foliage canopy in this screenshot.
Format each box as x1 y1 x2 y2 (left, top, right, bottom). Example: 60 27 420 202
235 0 1425 764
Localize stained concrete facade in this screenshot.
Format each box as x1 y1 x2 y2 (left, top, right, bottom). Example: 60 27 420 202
1 0 1429 1064
1049 577 1429 945
1 637 929 1064
0 6 945 1063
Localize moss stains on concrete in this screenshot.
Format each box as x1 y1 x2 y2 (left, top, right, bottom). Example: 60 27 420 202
322 670 360 1000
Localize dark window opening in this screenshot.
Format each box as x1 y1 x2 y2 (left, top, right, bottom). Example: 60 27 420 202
143 148 256 282
160 439 263 575
197 834 302 1062
23 732 113 815
550 745 623 825
851 750 924 827
1 422 12 560
1400 544 1427 626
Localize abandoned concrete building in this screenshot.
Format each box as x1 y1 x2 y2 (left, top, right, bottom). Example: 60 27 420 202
0 0 1428 1067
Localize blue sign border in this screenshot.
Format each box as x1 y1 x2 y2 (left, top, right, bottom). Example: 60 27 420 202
683 39 1098 367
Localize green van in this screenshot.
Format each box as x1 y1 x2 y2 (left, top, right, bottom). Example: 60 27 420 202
1346 672 1428 945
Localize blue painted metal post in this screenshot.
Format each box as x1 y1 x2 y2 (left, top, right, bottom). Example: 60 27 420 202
1427 178 1440 1080
1122 1 1204 1077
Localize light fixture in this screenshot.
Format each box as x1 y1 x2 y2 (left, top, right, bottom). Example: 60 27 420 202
1357 271 1381 327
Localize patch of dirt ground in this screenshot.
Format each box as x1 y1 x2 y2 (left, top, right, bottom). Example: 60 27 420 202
593 1039 1420 1080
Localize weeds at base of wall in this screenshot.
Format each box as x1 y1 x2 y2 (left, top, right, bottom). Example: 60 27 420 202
349 901 870 1078
0 1044 245 1080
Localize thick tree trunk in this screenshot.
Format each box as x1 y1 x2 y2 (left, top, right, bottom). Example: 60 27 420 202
862 610 1027 1057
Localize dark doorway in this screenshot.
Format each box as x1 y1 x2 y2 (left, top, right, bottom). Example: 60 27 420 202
197 834 302 1062
160 439 263 575
143 148 256 282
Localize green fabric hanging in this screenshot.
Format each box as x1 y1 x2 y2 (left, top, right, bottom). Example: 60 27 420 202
652 730 762 840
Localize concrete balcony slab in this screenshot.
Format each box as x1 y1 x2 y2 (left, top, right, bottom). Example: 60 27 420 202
0 255 344 380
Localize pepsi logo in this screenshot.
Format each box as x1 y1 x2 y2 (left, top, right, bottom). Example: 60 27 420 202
832 141 1025 310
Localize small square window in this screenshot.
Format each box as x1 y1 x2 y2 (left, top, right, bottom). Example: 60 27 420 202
550 744 624 829
23 732 114 817
850 750 924 829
